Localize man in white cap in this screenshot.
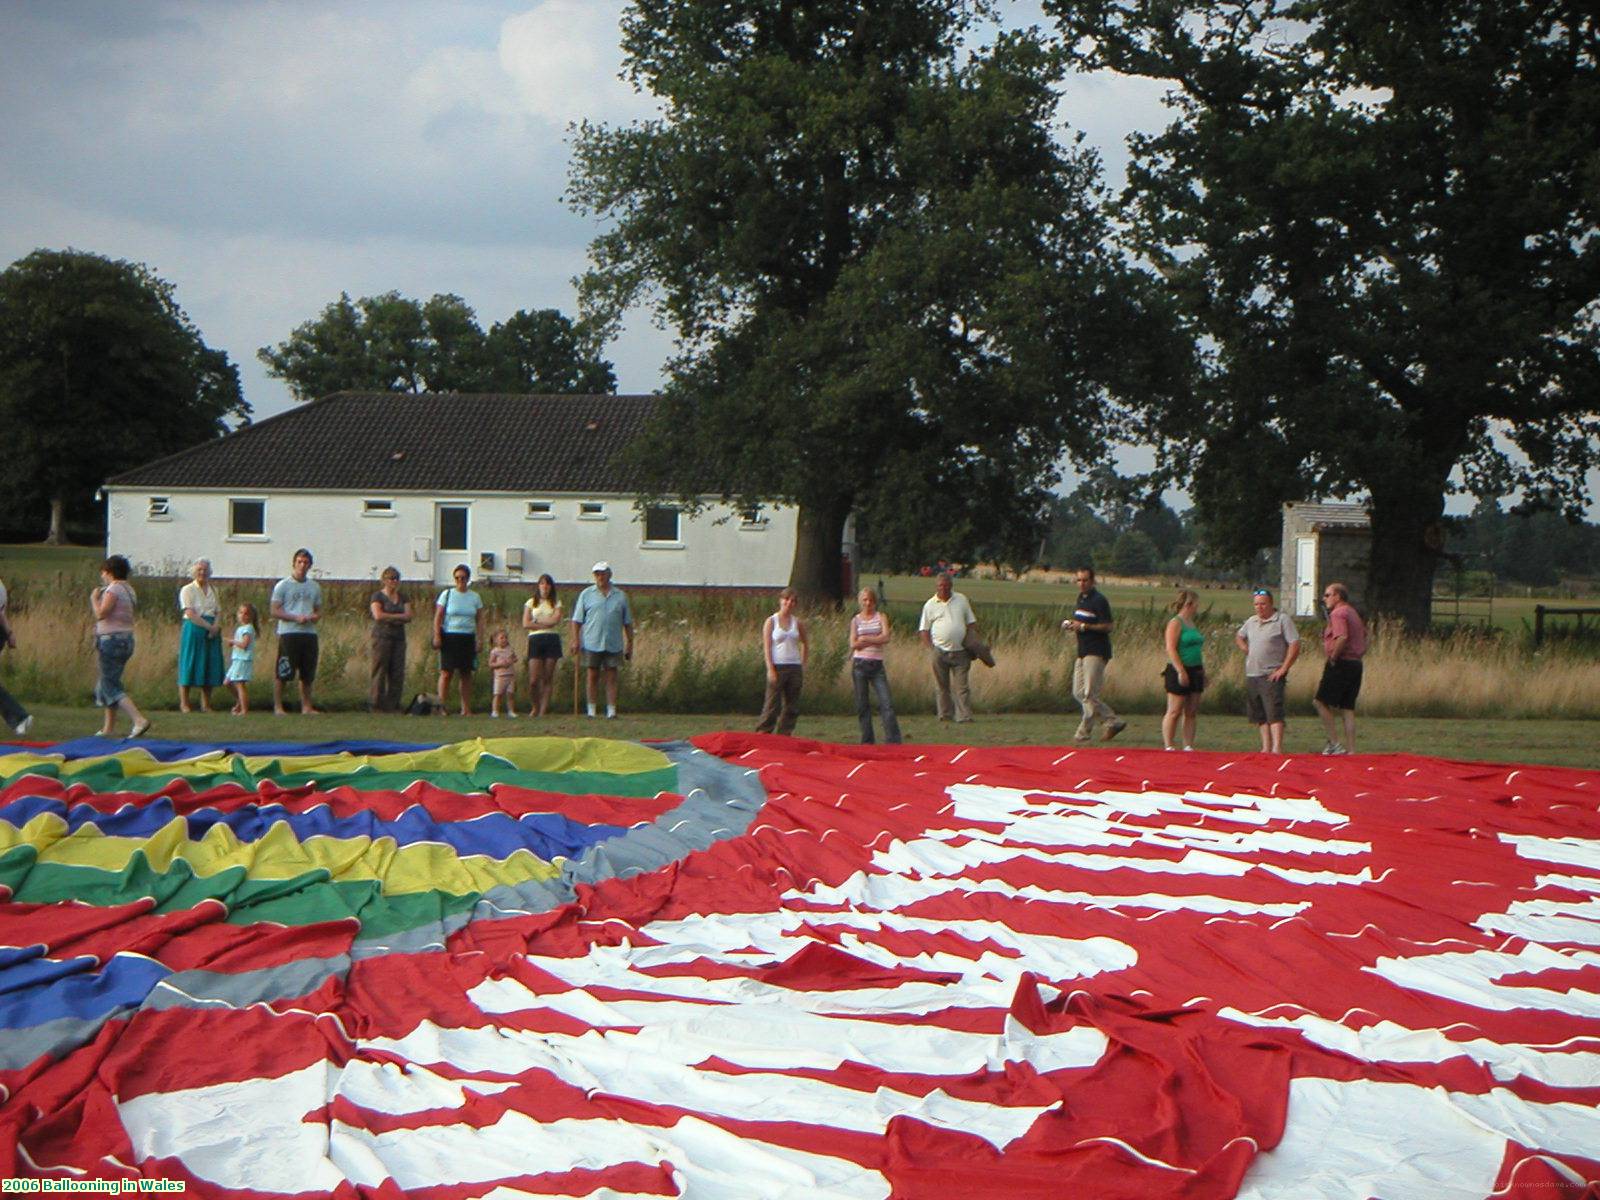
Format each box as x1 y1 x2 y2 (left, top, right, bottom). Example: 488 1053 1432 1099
570 561 634 718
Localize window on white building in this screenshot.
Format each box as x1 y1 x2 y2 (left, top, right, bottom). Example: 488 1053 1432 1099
363 499 395 516
229 499 266 537
644 506 681 544
147 497 171 520
526 500 554 519
739 503 768 529
438 505 469 552
578 501 606 519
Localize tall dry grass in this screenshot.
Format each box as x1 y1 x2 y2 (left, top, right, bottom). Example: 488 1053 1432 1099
2 579 1596 718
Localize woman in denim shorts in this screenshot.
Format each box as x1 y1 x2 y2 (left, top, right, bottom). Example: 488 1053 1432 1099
91 555 151 739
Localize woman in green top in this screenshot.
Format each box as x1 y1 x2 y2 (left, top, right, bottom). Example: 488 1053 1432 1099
1162 589 1206 751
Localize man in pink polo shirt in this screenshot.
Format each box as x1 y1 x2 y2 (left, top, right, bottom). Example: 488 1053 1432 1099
1313 581 1367 755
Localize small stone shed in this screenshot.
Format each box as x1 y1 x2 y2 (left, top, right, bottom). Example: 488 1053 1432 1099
1280 502 1371 618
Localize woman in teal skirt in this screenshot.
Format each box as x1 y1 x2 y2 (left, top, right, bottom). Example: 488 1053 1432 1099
177 558 225 712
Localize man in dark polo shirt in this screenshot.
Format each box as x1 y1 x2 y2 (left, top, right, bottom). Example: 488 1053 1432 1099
1063 567 1126 743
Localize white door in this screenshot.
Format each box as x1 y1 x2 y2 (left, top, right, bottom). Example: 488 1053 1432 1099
1295 536 1318 617
436 504 470 585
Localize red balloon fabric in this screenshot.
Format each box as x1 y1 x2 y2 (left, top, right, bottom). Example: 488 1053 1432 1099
3 734 1599 1197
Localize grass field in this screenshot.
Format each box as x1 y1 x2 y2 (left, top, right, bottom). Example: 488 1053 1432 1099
876 571 1588 637
5 704 1596 769
2 544 1586 635
4 543 1598 737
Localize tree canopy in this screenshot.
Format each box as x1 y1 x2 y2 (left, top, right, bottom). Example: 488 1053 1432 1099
0 249 247 543
1051 0 1600 630
569 0 1181 601
1448 496 1600 588
259 292 616 401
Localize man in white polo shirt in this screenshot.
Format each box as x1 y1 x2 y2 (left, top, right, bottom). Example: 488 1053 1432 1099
918 572 979 723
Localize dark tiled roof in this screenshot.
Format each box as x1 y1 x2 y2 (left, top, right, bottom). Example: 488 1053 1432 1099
106 392 659 493
1298 503 1371 530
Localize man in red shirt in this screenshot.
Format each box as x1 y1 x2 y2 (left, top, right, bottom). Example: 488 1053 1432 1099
1313 581 1367 754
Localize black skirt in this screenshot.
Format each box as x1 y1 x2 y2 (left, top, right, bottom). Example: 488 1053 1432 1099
1162 663 1206 696
439 632 477 673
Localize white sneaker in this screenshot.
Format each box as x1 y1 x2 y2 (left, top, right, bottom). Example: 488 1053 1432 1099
586 706 596 718
606 708 617 719
15 715 32 736
1183 745 1195 751
1322 742 1347 756
490 712 500 719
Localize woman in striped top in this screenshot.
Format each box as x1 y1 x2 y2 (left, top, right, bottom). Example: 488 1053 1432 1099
90 555 151 739
849 587 902 744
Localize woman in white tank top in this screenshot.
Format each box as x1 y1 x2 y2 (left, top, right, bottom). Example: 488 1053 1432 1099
755 588 808 736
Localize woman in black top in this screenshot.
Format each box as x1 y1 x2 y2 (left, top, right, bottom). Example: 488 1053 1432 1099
368 567 412 711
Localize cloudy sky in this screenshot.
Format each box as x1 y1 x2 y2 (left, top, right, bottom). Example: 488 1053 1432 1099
0 0 1171 424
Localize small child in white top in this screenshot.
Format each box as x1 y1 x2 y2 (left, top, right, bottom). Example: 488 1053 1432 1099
225 603 257 715
488 630 518 717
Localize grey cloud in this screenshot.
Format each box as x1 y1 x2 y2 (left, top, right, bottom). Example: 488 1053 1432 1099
0 0 1171 421
1 1 588 247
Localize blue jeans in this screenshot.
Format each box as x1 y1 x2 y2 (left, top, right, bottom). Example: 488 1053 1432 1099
95 633 134 707
852 658 902 744
0 678 26 731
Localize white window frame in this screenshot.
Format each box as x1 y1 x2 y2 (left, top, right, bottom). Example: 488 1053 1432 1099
227 497 268 541
147 496 171 521
578 501 607 521
525 500 556 520
362 498 396 517
641 505 684 549
437 503 471 554
738 503 769 530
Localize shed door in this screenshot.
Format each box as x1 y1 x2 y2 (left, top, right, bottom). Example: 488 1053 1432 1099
1295 536 1318 617
436 504 470 584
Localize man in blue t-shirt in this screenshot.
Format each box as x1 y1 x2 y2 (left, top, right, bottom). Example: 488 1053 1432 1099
570 561 634 718
1062 566 1125 742
271 548 322 716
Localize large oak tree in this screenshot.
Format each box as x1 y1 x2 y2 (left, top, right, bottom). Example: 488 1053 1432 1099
0 249 246 543
568 0 1177 601
1051 0 1600 630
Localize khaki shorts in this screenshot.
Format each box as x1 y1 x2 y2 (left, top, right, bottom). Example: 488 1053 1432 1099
1245 674 1286 724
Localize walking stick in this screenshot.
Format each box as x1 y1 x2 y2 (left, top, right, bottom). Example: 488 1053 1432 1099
572 647 581 717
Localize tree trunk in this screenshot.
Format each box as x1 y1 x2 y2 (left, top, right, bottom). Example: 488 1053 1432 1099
44 497 66 546
1365 488 1447 635
789 497 853 607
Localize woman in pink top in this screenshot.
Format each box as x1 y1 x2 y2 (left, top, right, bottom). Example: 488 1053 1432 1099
90 555 151 739
849 587 902 744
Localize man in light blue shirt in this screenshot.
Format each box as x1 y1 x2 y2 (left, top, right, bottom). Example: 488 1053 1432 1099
270 548 322 716
570 561 634 718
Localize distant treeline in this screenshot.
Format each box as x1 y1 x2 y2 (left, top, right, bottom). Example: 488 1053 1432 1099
963 485 1600 588
1445 499 1600 588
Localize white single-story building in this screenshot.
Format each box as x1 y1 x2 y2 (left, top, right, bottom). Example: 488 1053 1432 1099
104 391 798 589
